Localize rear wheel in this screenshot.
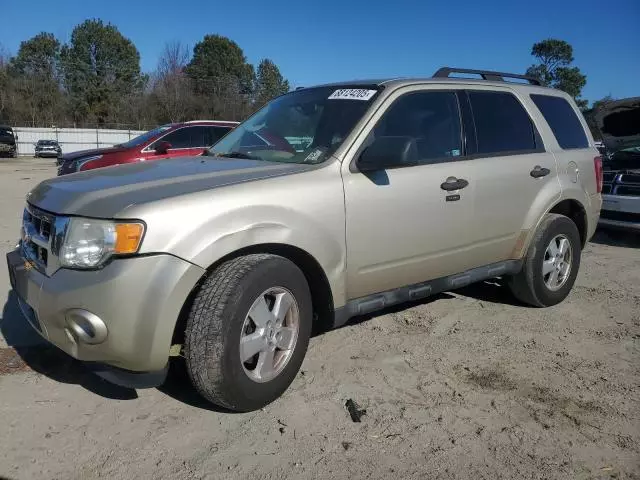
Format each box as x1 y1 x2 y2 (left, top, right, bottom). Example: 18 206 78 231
508 213 581 307
184 254 312 412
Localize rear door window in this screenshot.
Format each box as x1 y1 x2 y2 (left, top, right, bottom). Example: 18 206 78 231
468 91 538 154
204 126 232 146
530 94 589 149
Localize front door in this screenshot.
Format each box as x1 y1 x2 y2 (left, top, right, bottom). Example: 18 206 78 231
342 88 478 300
144 126 207 161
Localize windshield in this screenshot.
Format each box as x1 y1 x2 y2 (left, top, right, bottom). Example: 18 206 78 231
38 140 57 145
118 125 172 149
208 86 381 164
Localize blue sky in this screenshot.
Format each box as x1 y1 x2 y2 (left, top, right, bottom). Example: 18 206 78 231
2 0 638 104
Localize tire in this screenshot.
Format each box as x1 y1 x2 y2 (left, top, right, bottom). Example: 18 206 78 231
184 254 312 412
507 213 581 307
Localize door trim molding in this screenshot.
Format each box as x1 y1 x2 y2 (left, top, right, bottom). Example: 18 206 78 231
333 259 522 328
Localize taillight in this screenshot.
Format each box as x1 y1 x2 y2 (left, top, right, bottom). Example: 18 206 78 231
594 156 603 193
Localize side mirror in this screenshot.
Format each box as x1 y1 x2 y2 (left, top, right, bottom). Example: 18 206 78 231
155 141 172 154
357 136 419 172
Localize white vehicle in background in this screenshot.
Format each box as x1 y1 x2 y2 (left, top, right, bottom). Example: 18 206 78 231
596 97 640 231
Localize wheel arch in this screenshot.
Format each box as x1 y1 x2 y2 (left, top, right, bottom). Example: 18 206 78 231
171 243 336 349
548 199 588 247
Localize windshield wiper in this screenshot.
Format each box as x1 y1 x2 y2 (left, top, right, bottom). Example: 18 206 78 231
215 151 261 160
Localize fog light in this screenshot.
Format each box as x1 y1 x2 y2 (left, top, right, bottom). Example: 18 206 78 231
64 309 108 345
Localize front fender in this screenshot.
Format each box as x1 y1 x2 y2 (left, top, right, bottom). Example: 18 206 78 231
188 206 346 305
128 162 347 306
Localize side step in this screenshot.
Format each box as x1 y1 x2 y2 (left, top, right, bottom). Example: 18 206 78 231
334 259 522 327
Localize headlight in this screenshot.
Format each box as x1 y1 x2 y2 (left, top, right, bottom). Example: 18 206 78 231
60 218 145 268
74 155 102 171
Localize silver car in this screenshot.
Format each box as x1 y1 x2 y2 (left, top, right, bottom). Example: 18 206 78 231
6 68 601 411
34 139 62 158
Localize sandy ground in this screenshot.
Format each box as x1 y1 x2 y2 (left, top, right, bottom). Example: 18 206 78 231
0 157 638 480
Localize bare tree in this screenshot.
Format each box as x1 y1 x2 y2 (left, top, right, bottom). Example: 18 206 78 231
152 41 194 123
0 43 11 122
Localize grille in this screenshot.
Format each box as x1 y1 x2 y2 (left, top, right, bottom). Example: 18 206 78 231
618 173 640 184
616 185 640 196
600 210 640 223
21 205 62 274
24 208 52 240
604 172 640 197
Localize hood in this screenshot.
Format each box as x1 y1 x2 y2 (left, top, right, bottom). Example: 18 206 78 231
61 146 128 161
27 156 313 218
595 97 640 152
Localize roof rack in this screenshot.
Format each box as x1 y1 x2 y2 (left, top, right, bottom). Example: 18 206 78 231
433 67 542 86
183 120 240 124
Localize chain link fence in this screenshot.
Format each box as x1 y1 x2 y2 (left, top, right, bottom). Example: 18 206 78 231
13 126 148 156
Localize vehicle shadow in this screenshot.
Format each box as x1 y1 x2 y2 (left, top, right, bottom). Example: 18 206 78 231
0 276 525 409
590 229 640 248
0 291 138 400
344 292 457 327
337 280 525 328
157 358 237 413
455 279 525 307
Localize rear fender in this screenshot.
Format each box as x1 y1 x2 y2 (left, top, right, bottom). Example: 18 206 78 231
512 178 562 258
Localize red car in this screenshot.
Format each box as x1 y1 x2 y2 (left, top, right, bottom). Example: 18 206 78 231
57 120 238 175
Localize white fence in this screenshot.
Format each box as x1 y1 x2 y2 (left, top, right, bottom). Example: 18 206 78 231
13 127 147 156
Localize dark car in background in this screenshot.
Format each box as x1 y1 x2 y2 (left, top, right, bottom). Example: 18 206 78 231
57 120 238 175
0 125 18 158
596 97 640 231
35 139 62 158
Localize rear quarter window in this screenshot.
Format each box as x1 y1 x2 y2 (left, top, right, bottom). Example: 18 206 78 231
530 94 589 149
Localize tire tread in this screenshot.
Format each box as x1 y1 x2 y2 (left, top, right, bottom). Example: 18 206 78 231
185 254 273 410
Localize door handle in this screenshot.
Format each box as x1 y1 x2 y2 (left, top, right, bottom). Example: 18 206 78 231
530 166 551 178
440 177 469 191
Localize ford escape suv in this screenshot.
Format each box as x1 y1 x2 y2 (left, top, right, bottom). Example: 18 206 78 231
6 68 602 412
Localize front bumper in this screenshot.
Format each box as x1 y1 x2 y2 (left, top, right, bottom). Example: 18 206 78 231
6 249 205 374
57 162 75 175
36 150 60 157
0 143 17 154
599 194 640 231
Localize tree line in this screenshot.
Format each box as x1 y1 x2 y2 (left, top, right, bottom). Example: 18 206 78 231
0 19 290 129
0 24 608 134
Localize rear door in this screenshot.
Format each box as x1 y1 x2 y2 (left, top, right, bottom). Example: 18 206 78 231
204 125 233 148
462 88 560 265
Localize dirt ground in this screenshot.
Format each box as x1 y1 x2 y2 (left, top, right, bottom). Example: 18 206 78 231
0 157 638 480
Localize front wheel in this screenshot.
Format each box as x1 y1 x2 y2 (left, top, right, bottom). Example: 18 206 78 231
184 254 312 412
508 213 582 307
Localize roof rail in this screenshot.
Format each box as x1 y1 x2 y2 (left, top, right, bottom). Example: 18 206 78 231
433 67 542 86
183 120 240 124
